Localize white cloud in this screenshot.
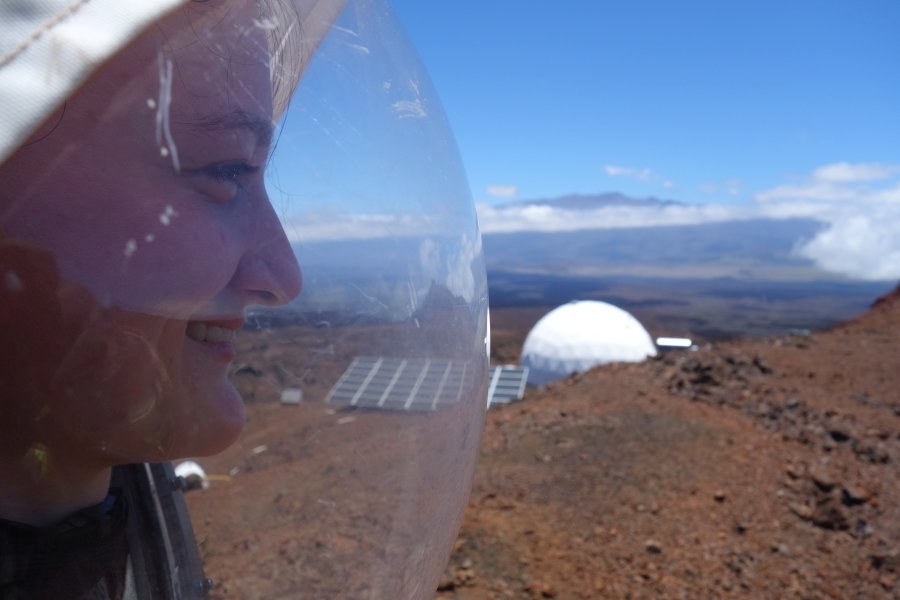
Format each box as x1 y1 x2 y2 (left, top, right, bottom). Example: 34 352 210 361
795 211 900 281
812 162 900 183
870 183 900 203
476 201 751 234
603 164 676 191
603 164 655 181
756 181 855 203
282 209 442 242
754 162 900 280
486 184 518 199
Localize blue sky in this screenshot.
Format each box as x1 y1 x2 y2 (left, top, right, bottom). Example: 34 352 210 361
281 2 899 281
378 1 900 281
390 1 900 206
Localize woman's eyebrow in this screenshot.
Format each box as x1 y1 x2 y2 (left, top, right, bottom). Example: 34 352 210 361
186 109 275 148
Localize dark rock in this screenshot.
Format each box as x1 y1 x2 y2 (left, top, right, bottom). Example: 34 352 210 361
645 540 663 554
842 484 873 506
812 496 851 531
808 465 837 491
827 427 852 443
753 356 773 375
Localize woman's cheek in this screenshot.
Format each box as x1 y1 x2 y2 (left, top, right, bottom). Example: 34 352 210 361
114 213 240 313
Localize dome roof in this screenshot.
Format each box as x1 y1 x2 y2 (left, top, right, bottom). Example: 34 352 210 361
521 300 657 386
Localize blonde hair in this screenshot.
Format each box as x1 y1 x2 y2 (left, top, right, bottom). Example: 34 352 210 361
260 0 346 119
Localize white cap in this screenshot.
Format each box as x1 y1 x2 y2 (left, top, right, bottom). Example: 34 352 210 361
0 1 186 164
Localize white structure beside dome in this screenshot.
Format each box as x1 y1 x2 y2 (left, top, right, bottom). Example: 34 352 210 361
521 300 657 386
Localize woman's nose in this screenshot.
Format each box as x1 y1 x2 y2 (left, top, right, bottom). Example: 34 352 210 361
230 198 302 307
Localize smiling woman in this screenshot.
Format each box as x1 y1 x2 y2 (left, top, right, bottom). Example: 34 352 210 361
3 0 298 464
0 1 487 598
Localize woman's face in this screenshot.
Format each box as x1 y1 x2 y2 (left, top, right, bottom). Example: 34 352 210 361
0 1 301 465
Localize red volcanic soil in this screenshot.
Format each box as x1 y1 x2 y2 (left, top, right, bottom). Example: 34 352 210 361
187 285 900 599
437 284 900 599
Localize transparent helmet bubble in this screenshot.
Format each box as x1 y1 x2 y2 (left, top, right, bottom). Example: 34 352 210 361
0 1 488 598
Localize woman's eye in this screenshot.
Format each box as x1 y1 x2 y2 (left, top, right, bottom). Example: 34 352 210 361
209 161 259 183
192 161 260 203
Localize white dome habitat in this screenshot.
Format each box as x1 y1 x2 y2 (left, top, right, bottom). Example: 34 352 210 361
521 300 657 386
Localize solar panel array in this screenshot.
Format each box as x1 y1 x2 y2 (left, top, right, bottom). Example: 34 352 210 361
326 356 469 411
487 365 529 407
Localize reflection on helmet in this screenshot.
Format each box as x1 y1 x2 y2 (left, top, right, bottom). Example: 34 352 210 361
0 1 488 598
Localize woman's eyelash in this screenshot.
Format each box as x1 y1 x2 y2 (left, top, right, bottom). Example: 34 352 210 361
208 161 259 182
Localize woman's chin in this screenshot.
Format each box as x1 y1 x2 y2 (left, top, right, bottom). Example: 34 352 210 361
177 381 247 458
129 380 247 463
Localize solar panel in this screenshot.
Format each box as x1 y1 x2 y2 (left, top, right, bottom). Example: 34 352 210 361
487 365 529 407
326 356 469 411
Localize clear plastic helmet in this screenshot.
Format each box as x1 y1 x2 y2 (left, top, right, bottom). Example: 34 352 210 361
0 1 488 598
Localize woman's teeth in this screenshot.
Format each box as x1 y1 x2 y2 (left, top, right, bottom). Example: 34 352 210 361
186 322 236 343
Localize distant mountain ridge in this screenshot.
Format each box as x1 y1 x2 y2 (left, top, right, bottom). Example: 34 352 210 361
514 192 682 210
481 217 829 279
479 195 897 336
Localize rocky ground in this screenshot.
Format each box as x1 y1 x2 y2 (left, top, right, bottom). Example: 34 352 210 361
186 285 899 599
435 285 900 599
